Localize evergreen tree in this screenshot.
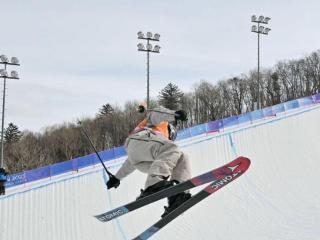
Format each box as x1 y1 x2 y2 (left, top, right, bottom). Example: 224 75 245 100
97 103 114 117
4 123 22 143
158 83 184 110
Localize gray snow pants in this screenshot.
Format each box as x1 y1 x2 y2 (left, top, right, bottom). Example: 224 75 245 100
122 131 191 189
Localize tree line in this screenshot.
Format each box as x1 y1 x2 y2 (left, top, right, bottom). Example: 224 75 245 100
3 49 320 173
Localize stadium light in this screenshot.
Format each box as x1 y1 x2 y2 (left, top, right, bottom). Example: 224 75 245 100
0 54 20 168
153 45 161 53
251 15 271 110
137 43 145 51
11 57 19 65
137 31 161 108
153 33 160 41
137 31 145 39
11 71 19 79
0 70 8 77
258 15 264 22
0 55 9 63
146 32 153 39
263 17 271 24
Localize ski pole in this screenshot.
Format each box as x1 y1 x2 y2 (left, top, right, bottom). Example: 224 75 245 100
77 121 115 178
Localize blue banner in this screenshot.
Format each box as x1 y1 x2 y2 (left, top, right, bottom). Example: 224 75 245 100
272 103 285 115
237 113 251 125
25 166 50 182
207 120 223 132
313 93 320 103
176 128 191 140
299 96 314 107
222 116 238 128
262 106 275 117
249 110 264 121
6 172 26 187
100 149 115 161
77 155 94 169
114 147 127 158
50 159 73 176
190 124 207 137
91 153 102 165
285 99 299 110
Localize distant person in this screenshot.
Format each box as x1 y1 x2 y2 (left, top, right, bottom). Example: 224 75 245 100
0 167 8 195
106 103 191 217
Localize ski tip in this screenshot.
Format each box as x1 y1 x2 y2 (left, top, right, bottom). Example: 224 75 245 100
235 156 251 169
241 155 251 163
237 156 250 161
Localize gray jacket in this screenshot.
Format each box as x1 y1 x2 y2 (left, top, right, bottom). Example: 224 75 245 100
115 106 177 180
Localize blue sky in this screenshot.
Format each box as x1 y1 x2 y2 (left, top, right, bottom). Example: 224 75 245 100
1 0 320 132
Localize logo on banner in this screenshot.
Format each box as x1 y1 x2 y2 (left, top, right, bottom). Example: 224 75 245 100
6 173 26 187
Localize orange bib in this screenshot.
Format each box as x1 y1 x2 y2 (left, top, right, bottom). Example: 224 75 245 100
132 119 169 139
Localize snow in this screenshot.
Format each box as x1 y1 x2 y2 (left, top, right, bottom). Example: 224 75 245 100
0 105 319 240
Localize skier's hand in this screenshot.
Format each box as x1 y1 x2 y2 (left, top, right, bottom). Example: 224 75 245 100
137 102 147 113
175 110 188 121
137 105 145 113
107 175 120 189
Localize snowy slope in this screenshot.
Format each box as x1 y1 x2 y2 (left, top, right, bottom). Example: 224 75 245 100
0 105 319 240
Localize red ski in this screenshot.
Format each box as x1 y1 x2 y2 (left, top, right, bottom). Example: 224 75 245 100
95 157 250 224
132 156 251 239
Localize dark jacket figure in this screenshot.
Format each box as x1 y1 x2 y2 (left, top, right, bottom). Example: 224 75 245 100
0 167 8 195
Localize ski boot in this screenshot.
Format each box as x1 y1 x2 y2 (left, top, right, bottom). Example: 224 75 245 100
137 179 175 200
161 191 192 218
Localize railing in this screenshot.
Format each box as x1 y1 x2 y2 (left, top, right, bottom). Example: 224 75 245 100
6 93 320 188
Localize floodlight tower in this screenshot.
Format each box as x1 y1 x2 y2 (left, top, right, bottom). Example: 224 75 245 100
251 15 271 109
137 31 161 108
0 55 20 168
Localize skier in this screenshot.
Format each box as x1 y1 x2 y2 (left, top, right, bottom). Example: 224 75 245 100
0 167 8 195
106 103 192 217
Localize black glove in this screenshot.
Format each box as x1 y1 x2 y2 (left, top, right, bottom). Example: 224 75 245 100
137 102 148 113
175 110 188 122
137 105 145 113
107 175 120 189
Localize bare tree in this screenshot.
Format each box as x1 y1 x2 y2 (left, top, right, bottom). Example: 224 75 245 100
265 71 282 106
227 77 247 115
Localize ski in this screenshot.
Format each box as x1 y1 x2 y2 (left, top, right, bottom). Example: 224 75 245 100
132 157 251 240
95 156 250 222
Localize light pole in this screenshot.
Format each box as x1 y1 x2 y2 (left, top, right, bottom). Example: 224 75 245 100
251 15 271 109
0 55 20 168
137 31 161 108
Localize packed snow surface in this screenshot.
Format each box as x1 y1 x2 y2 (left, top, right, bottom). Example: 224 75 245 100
1 105 319 240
